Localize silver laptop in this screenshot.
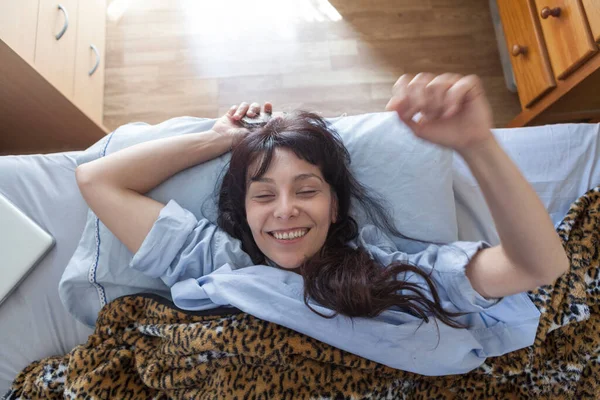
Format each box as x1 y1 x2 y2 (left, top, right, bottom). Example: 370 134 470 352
0 192 55 306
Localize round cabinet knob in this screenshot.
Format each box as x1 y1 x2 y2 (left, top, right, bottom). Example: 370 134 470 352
541 6 561 19
512 44 527 56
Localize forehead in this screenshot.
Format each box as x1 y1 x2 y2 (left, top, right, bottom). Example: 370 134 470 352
247 148 323 183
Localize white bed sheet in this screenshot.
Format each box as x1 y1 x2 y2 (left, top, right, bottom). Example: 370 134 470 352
0 152 94 394
0 122 599 393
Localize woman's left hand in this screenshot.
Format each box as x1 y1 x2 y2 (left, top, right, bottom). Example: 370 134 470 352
212 101 273 147
385 73 494 154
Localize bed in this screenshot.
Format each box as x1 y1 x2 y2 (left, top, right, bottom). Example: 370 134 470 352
1 122 599 393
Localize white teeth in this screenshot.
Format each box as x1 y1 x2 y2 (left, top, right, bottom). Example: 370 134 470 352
272 229 308 240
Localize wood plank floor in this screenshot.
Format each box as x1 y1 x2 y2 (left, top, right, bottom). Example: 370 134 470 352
103 0 521 131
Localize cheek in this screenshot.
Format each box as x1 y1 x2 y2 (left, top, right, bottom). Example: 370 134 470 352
245 204 265 235
244 201 256 230
320 197 335 220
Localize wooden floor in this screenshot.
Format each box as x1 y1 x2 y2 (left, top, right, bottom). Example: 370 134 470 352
103 0 521 132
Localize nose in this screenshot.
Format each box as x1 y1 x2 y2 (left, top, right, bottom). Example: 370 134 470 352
273 194 299 220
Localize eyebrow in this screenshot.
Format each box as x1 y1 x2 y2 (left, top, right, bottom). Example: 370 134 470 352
250 173 324 184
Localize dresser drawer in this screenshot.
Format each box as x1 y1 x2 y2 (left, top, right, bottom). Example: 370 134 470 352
534 0 597 79
73 0 106 125
582 0 600 43
497 0 556 108
0 0 40 64
34 0 79 98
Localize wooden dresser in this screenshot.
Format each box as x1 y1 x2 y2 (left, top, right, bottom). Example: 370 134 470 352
496 0 600 127
0 0 108 155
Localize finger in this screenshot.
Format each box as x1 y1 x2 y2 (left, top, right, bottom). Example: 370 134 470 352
227 104 237 116
247 102 261 117
234 102 249 120
421 73 462 121
385 74 413 114
443 75 482 118
263 101 273 114
385 94 410 115
400 73 436 122
391 74 414 94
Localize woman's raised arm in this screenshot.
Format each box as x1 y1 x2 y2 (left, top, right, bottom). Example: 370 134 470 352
385 73 569 299
76 101 267 254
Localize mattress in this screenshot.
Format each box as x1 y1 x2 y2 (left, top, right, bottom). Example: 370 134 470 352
0 123 599 393
0 152 94 393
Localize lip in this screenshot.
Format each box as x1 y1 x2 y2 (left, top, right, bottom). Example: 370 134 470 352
267 228 311 245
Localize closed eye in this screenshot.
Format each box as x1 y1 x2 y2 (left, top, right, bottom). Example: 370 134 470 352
253 191 318 200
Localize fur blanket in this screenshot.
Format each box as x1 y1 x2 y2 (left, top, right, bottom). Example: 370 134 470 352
5 186 600 399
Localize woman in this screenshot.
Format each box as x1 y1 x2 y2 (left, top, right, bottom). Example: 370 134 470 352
75 73 569 373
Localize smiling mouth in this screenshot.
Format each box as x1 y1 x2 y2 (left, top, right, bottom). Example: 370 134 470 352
267 228 311 241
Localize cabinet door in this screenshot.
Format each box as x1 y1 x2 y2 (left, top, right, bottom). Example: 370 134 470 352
497 0 556 108
73 0 106 125
0 0 40 63
534 0 597 79
582 0 600 43
34 0 79 98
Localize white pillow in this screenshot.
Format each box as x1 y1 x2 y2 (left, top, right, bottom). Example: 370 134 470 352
60 111 458 327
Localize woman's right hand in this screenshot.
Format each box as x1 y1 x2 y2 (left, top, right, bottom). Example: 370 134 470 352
212 101 274 147
385 73 493 154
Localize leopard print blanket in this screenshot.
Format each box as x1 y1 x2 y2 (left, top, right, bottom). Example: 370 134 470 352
5 186 600 399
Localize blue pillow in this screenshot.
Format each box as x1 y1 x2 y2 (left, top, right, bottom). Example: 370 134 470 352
60 112 458 327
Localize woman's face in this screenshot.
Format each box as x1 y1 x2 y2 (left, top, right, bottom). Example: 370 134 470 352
245 148 337 271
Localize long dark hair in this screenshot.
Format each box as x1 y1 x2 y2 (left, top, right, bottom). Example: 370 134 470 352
217 111 468 330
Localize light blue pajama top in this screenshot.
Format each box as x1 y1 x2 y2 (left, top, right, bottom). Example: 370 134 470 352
129 200 541 376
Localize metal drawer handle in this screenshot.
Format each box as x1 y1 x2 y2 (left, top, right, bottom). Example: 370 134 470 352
89 44 100 76
541 6 561 19
55 4 69 40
